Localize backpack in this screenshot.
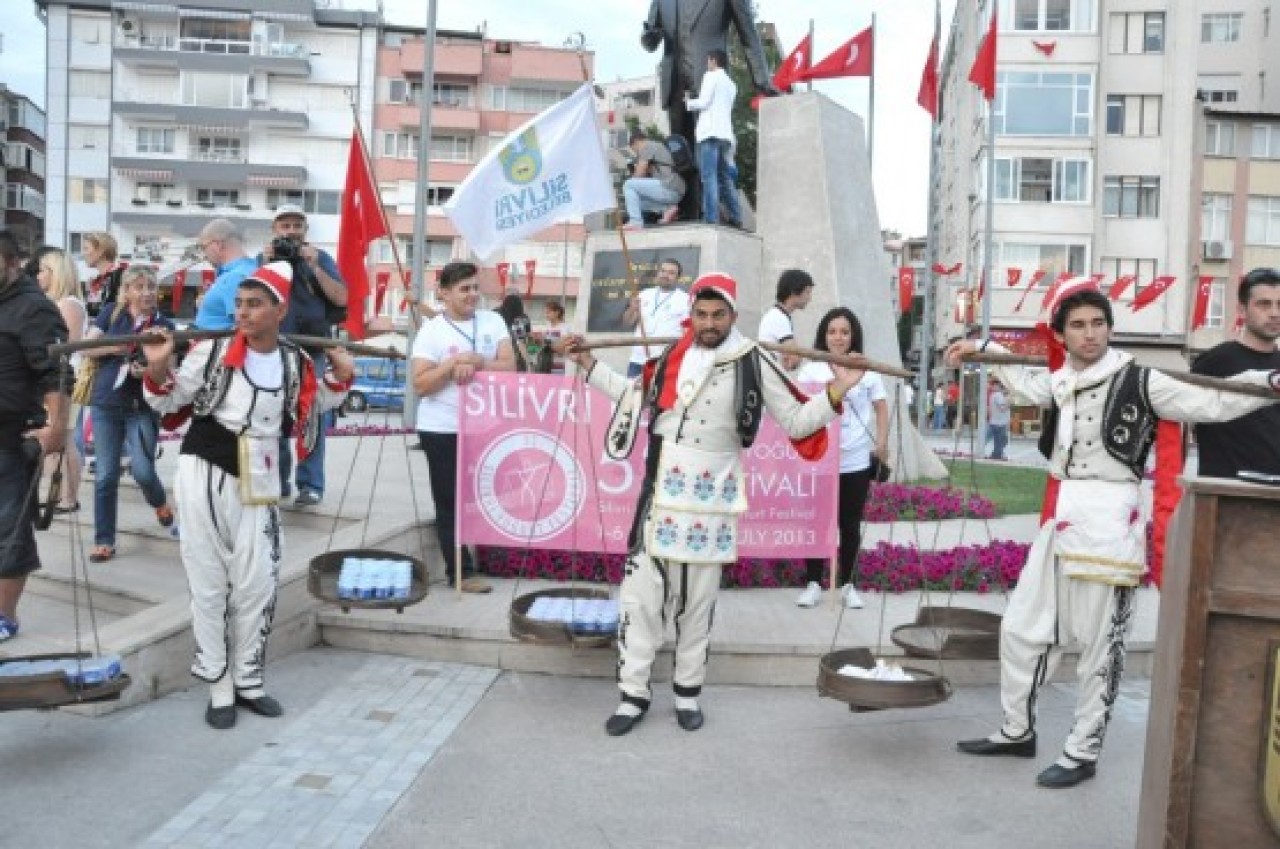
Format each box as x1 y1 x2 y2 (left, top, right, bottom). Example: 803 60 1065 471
663 134 696 173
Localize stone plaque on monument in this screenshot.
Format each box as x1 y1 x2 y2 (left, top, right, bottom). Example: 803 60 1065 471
584 246 700 334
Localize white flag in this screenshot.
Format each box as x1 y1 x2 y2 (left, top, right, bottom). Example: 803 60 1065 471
445 84 615 261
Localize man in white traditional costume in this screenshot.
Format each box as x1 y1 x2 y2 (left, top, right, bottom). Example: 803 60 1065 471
568 272 858 735
142 262 354 729
945 279 1280 788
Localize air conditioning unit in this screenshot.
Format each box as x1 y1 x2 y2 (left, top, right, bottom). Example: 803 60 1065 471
1202 239 1234 260
117 15 141 37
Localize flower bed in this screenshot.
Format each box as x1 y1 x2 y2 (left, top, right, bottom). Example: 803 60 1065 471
864 483 995 522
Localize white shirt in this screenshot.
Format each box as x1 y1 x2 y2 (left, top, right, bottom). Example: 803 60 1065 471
686 67 737 143
797 361 886 473
412 309 509 433
757 305 794 344
630 285 691 365
243 349 283 390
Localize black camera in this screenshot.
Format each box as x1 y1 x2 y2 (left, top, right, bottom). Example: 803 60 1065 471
271 236 301 262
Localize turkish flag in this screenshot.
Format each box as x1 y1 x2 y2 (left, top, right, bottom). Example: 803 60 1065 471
800 26 873 81
1131 275 1178 312
496 262 510 288
898 267 916 315
1108 274 1136 302
968 11 998 101
918 34 939 119
1191 275 1215 329
774 33 813 91
524 259 538 297
170 269 186 315
1006 267 1023 287
336 129 388 340
932 261 962 276
374 270 391 313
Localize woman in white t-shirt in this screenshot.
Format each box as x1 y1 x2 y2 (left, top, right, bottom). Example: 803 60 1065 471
411 262 516 593
33 247 88 512
794 307 888 610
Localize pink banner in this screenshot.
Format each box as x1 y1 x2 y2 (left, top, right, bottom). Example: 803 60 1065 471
456 374 838 558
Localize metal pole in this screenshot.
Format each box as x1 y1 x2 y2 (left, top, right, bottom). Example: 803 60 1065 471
404 0 438 431
561 219 569 308
917 0 941 434
867 14 876 167
806 19 814 92
976 21 997 451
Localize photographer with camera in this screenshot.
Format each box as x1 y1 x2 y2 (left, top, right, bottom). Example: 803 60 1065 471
621 130 684 230
260 204 348 507
0 230 70 642
81 266 175 563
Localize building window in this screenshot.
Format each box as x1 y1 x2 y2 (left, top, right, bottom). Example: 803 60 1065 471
503 87 570 112
1198 74 1241 103
1103 176 1160 218
179 17 252 52
1202 194 1233 241
4 143 46 178
68 178 108 204
181 72 248 109
4 183 45 215
1002 0 1094 32
1252 124 1280 158
381 131 419 159
1105 94 1161 136
265 189 341 215
1205 279 1227 328
194 188 241 207
996 242 1088 278
135 182 175 203
196 136 243 161
995 71 1093 136
136 127 175 154
389 79 422 104
1109 11 1165 53
68 71 111 99
433 83 472 107
1205 121 1237 156
430 135 473 162
993 156 1090 202
1247 196 1280 244
426 185 456 206
1202 13 1243 43
1098 258 1158 297
68 232 86 255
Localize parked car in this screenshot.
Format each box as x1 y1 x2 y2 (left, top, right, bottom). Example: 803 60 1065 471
344 357 407 413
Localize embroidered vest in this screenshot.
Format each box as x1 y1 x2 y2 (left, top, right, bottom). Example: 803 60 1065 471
1037 364 1158 477
643 346 767 448
191 336 315 450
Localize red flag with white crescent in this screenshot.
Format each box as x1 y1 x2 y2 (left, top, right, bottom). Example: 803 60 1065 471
1006 267 1023 287
800 26 873 81
898 267 916 315
1131 275 1177 312
1108 274 1136 302
1191 275 1215 330
773 33 813 92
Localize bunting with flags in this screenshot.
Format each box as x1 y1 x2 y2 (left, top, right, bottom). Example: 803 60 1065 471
1108 274 1137 302
1131 275 1178 312
1191 275 1215 329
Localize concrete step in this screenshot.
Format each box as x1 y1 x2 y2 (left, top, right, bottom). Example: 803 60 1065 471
316 579 1160 688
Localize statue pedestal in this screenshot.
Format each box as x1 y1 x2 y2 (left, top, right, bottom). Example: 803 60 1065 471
1137 476 1280 846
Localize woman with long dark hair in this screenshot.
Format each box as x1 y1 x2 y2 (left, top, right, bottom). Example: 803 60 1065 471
795 307 889 609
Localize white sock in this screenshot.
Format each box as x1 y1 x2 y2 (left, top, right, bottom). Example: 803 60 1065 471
615 702 643 718
210 676 235 709
674 696 699 712
1055 755 1088 770
990 729 1030 744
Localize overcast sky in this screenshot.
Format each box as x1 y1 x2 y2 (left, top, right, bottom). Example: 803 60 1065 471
0 0 957 235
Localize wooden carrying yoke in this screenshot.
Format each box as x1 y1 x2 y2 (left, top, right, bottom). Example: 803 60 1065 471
571 335 915 380
961 352 1280 401
49 330 405 361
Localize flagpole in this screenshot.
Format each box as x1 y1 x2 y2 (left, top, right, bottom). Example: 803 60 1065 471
917 0 941 433
976 13 997 450
806 19 814 92
405 0 438 436
867 14 876 167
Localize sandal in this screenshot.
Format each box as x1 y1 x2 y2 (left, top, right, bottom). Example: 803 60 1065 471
0 614 18 642
89 545 116 563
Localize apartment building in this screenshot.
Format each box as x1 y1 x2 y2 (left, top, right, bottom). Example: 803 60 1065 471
934 0 1197 369
372 29 592 318
37 0 378 279
1 85 47 250
598 75 666 151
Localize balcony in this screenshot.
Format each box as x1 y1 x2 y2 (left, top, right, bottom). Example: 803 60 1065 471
113 205 275 237
378 101 480 133
114 155 305 187
115 35 310 76
113 97 309 131
509 43 591 85
400 40 483 76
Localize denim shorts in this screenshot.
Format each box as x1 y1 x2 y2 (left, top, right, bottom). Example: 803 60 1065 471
0 442 42 578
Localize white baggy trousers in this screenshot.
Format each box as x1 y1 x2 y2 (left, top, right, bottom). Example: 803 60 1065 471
175 455 282 692
997 523 1136 763
617 548 722 709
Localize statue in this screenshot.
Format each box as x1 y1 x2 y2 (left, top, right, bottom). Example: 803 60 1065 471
641 0 778 150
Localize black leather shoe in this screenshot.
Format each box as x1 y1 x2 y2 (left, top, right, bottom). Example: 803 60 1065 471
1036 761 1096 788
205 702 236 730
676 707 704 731
235 694 284 718
605 710 645 736
956 733 1037 757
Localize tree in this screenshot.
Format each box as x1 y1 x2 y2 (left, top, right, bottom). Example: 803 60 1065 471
727 20 782 207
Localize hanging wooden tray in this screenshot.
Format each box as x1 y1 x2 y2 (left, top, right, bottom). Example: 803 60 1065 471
308 548 429 614
0 652 132 712
890 606 1002 661
510 587 615 648
817 647 952 710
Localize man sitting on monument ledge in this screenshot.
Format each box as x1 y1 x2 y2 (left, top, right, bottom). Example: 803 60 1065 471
621 130 685 231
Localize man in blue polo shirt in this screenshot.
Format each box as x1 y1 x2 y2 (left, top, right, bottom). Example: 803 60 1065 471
193 219 258 331
261 204 348 506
